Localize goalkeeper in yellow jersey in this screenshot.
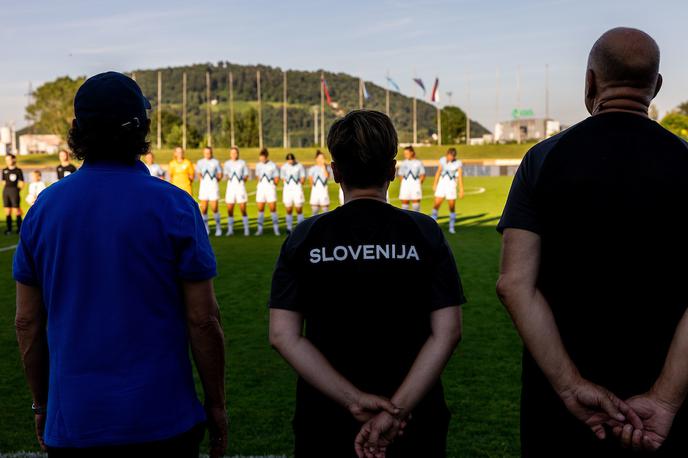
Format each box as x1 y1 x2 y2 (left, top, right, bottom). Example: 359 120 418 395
168 147 194 195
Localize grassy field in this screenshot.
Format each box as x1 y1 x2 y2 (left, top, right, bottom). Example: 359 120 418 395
0 176 522 457
17 143 531 168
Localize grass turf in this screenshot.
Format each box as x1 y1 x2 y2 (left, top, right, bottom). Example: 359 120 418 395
0 176 522 457
16 143 531 168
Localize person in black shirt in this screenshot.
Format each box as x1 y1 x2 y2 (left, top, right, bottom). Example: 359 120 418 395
269 110 465 458
3 153 24 235
56 150 78 180
497 27 688 456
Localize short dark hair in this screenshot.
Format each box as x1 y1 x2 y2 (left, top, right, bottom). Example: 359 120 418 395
315 150 324 158
286 153 296 161
6 153 15 160
447 147 458 157
259 148 269 158
68 120 150 163
404 145 415 153
327 110 398 188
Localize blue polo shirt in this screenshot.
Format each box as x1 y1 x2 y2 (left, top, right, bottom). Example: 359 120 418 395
13 160 216 448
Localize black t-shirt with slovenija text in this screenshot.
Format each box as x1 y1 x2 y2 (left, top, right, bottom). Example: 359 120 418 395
270 198 465 423
498 112 688 455
56 163 77 180
2 167 23 189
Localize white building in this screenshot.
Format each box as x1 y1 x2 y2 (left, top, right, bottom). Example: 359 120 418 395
494 118 561 143
19 134 62 155
0 126 14 155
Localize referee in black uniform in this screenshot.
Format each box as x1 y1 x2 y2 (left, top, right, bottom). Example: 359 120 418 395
269 110 465 458
56 149 78 180
497 28 688 456
3 153 24 235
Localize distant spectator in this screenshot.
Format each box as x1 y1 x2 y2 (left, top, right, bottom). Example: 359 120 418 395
3 153 24 235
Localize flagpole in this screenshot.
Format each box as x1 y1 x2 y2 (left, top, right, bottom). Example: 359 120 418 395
320 72 325 148
385 70 390 116
182 72 187 150
359 78 363 110
257 69 263 149
413 70 418 144
545 63 550 119
437 106 442 146
206 71 212 147
228 70 235 147
283 70 288 148
313 107 318 147
157 71 162 150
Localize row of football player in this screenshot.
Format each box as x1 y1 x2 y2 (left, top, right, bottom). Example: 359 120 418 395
147 145 466 237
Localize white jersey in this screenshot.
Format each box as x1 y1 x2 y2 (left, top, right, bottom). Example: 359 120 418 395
26 181 47 206
281 162 306 207
256 161 279 203
146 163 165 179
224 159 249 204
435 157 463 200
309 165 331 207
398 159 426 182
197 158 222 201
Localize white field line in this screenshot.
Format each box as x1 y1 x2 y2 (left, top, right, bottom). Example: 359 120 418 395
0 244 17 252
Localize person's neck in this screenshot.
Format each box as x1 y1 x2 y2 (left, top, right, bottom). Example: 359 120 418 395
60 161 70 166
343 185 388 204
593 93 650 118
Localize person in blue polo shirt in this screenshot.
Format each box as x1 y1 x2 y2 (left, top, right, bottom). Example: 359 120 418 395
13 72 227 458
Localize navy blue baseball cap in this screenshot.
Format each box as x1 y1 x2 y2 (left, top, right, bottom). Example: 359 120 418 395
74 72 151 130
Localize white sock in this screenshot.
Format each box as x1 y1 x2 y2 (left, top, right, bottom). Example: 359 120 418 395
312 207 320 215
297 213 304 224
214 213 221 230
272 213 280 234
450 212 456 231
202 214 210 233
286 214 293 231
322 206 329 213
242 216 249 234
431 209 438 220
401 203 410 210
228 216 234 233
412 203 420 211
257 212 265 232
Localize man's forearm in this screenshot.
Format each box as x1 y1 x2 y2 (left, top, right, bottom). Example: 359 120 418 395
274 335 362 409
189 315 226 408
651 309 688 411
15 283 49 406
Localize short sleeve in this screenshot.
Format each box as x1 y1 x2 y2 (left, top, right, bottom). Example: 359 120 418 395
13 218 38 286
174 197 217 281
497 147 547 234
269 239 301 311
419 162 426 175
429 227 466 310
18 169 24 181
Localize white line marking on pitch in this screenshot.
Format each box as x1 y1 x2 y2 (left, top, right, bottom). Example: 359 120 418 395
0 244 17 252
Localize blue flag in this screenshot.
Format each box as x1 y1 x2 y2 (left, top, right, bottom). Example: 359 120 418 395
386 77 400 92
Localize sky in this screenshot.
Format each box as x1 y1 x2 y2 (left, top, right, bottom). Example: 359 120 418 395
1 0 686 131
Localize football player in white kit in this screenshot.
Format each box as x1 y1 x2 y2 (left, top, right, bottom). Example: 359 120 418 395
281 153 306 233
196 146 223 236
398 145 426 211
255 148 281 236
223 146 250 236
308 150 332 215
143 151 165 179
432 147 464 234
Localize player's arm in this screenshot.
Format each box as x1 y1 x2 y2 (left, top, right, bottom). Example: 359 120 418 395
15 282 49 450
433 167 441 190
269 308 400 421
457 167 464 199
496 228 641 439
182 279 227 457
189 163 195 182
18 172 25 189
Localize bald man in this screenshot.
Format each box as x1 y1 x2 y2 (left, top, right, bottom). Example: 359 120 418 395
497 28 688 456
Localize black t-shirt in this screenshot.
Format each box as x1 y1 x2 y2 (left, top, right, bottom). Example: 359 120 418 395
2 167 23 189
499 112 688 452
270 199 465 421
56 163 77 180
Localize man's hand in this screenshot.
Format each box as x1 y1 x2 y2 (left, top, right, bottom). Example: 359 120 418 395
613 393 677 452
206 405 228 458
354 411 405 458
558 378 642 440
347 392 400 423
34 412 46 451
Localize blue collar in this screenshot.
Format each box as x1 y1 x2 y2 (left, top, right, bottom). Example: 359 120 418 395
81 159 150 175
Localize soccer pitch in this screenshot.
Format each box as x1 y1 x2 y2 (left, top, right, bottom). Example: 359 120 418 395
0 175 522 457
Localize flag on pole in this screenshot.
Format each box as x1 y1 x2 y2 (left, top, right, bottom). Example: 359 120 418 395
413 78 426 95
386 76 400 92
362 80 370 100
430 77 440 102
322 77 333 106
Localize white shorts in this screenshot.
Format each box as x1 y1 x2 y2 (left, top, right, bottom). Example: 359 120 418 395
225 181 248 204
198 180 220 201
399 179 423 201
310 184 330 207
283 183 305 207
434 178 457 200
256 182 277 203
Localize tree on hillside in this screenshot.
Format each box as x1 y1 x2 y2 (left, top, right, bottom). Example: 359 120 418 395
661 112 688 140
26 76 85 140
440 106 467 144
235 108 260 147
677 101 688 116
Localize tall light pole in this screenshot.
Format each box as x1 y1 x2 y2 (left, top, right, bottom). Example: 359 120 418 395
283 70 288 148
157 71 162 150
228 70 235 147
182 72 187 150
320 72 325 148
206 71 212 147
257 69 263 149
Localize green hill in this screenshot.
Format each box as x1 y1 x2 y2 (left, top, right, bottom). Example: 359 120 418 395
130 62 489 148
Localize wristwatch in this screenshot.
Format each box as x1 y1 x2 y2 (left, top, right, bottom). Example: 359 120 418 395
31 403 46 415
